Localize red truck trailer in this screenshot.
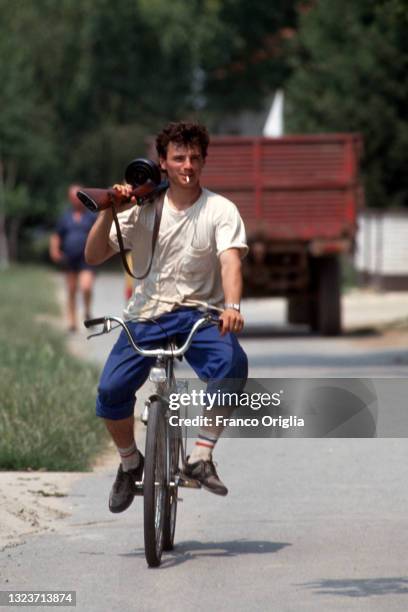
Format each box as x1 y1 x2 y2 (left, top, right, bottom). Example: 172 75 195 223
201 134 364 335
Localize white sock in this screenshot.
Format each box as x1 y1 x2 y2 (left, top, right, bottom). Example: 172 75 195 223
118 442 140 472
188 431 218 464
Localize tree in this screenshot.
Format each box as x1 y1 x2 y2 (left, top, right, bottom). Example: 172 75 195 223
0 1 60 262
285 0 408 209
0 0 298 260
196 0 297 120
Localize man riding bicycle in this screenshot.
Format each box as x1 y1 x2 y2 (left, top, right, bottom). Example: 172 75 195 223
85 121 248 513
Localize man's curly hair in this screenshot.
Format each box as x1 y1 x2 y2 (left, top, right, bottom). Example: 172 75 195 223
156 121 210 160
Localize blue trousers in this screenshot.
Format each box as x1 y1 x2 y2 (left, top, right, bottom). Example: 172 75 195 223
96 307 248 420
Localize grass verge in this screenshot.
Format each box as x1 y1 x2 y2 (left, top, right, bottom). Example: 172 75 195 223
0 265 107 470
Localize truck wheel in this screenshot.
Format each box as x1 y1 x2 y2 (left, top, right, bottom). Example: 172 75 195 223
287 296 312 325
314 255 342 336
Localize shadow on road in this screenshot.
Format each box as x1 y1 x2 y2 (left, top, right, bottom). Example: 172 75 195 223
123 539 291 568
299 576 408 598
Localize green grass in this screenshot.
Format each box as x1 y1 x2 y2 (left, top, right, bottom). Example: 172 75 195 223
0 265 107 470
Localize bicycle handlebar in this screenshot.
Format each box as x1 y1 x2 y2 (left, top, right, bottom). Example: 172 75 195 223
84 313 219 358
84 317 106 329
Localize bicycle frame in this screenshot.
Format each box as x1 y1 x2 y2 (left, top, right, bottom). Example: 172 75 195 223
142 349 179 487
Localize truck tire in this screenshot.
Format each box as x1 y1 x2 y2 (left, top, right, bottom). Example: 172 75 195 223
313 255 342 336
287 296 312 325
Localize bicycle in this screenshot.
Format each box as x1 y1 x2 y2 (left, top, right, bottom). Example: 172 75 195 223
84 312 218 567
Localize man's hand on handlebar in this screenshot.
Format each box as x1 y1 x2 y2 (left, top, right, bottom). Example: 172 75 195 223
219 308 244 336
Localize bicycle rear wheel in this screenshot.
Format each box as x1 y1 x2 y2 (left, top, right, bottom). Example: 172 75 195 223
144 399 167 567
163 426 180 551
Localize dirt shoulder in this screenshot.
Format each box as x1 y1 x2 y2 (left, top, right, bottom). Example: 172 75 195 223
0 442 120 552
0 471 83 552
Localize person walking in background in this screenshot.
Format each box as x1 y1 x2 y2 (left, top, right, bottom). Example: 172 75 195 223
49 184 96 332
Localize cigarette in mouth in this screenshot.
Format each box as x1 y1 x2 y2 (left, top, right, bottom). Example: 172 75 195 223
185 176 190 183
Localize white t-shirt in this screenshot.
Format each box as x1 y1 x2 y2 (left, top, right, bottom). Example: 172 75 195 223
109 187 248 319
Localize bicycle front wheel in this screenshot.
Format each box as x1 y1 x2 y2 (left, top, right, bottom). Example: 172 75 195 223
163 425 180 551
144 399 167 567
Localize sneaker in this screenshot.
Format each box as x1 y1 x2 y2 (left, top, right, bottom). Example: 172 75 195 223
183 457 228 496
109 452 144 513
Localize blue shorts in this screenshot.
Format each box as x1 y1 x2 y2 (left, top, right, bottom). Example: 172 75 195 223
61 253 95 272
96 307 248 420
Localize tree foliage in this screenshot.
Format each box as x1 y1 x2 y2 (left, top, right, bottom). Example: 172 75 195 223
0 0 297 259
198 0 297 116
285 0 408 209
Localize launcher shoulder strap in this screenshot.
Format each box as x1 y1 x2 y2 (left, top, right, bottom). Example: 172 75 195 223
111 195 164 281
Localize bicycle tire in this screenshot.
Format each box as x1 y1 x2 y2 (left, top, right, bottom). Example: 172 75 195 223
144 399 167 567
163 426 181 551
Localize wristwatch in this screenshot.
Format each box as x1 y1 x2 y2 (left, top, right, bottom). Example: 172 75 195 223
224 303 241 312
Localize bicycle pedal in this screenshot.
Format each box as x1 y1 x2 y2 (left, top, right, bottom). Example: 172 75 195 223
177 474 202 489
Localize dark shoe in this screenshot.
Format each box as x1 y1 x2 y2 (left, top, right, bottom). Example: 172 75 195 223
183 457 228 496
109 453 144 513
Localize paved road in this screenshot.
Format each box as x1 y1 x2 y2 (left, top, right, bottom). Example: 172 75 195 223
3 273 408 611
